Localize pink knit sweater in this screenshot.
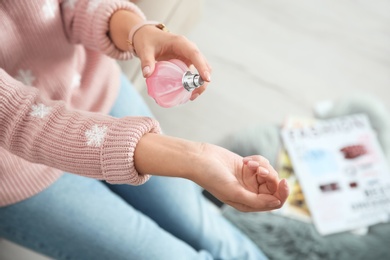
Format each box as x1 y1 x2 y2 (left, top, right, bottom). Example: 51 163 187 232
0 0 161 207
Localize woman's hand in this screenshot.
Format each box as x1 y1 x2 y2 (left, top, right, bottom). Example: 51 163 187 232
109 9 211 100
133 25 211 100
109 10 211 100
190 143 289 212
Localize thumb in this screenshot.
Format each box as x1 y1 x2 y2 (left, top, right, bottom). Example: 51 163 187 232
137 47 156 78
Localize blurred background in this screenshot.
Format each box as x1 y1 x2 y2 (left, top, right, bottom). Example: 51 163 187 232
141 0 390 145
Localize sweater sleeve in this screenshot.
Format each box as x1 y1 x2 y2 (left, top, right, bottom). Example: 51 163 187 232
0 69 161 185
60 0 146 60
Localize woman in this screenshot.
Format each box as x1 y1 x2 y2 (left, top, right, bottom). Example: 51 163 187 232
0 1 288 259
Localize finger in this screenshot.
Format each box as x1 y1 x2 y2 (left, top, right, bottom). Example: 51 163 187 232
276 179 290 205
243 157 252 164
186 51 211 83
243 155 270 166
231 189 282 212
189 93 200 101
225 201 259 213
263 167 280 194
136 45 156 78
257 166 270 176
246 159 270 174
193 84 207 94
227 198 281 213
190 84 207 101
247 160 260 169
171 36 211 82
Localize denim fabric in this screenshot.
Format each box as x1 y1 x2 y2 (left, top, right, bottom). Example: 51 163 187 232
0 75 267 260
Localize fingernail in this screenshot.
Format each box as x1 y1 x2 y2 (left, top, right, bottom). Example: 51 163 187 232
243 157 252 163
283 179 290 191
258 167 269 175
204 71 211 81
268 200 281 207
190 93 200 101
142 66 151 77
247 161 260 168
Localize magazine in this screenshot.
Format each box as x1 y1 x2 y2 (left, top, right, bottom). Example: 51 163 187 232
273 116 318 222
274 148 312 222
280 114 390 235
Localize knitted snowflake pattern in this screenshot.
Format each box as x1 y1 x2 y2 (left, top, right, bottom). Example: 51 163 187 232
85 124 108 147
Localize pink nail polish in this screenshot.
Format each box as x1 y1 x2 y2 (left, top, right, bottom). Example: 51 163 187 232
146 59 204 108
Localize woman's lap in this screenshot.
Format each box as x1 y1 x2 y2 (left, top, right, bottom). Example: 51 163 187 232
105 176 265 259
0 174 209 259
0 75 266 260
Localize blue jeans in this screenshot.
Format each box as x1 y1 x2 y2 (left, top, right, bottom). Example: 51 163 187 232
0 75 267 260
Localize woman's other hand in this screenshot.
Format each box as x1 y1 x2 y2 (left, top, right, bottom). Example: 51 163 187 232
190 144 290 212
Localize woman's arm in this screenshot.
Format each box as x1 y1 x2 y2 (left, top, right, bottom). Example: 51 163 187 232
134 133 289 212
0 69 160 185
108 8 288 211
60 0 145 60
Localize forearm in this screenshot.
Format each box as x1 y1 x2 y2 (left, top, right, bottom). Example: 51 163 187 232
0 68 161 185
134 133 204 181
133 132 289 213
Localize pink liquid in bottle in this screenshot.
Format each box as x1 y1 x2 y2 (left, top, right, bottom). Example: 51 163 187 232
146 59 204 108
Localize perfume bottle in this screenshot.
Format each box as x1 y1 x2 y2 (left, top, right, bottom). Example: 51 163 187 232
146 59 204 108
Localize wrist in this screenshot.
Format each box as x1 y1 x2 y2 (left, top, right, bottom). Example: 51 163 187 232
134 133 204 180
109 10 144 51
127 22 168 55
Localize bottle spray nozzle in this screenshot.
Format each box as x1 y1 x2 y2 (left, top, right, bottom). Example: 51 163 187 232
146 59 204 108
182 71 204 91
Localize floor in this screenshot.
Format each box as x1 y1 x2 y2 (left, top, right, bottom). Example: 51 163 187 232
1 0 389 259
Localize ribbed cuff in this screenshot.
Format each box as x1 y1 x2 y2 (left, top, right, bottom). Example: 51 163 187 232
94 1 146 60
101 116 161 185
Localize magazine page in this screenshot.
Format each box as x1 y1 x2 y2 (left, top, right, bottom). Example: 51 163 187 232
273 116 318 222
281 114 390 235
274 148 312 222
